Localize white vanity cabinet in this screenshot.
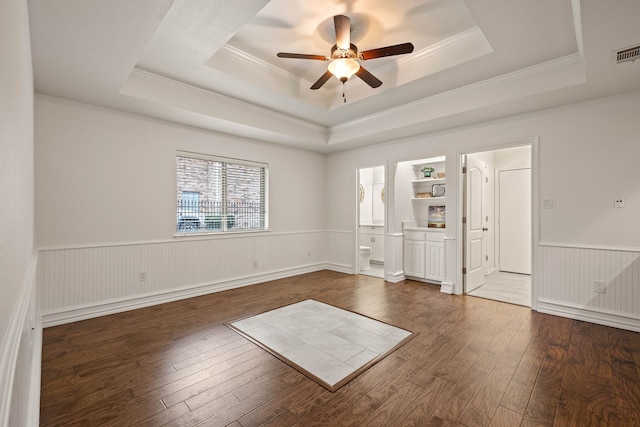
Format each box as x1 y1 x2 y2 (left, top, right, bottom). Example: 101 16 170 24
425 234 445 282
403 229 444 283
360 226 384 262
403 231 425 278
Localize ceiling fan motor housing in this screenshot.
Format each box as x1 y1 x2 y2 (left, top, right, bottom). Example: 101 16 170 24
331 44 359 60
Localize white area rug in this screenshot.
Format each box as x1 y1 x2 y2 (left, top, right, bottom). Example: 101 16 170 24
226 299 415 392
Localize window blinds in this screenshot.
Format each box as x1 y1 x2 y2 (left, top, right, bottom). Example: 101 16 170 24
176 152 269 233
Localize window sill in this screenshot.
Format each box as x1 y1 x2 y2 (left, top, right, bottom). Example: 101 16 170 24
173 229 271 239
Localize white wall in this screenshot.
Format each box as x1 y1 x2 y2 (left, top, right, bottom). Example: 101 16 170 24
35 96 328 322
326 90 640 329
0 0 39 425
495 146 530 170
35 97 326 246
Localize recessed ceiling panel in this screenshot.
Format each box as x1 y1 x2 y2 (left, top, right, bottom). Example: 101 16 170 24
207 0 488 109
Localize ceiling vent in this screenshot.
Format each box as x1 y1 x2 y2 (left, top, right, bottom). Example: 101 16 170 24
616 45 640 64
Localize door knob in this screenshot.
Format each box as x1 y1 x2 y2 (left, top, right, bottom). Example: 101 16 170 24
483 228 488 231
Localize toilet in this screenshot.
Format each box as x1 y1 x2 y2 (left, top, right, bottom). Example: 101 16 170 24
359 246 372 271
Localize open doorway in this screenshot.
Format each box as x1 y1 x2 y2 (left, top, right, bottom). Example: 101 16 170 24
462 145 532 307
358 165 385 278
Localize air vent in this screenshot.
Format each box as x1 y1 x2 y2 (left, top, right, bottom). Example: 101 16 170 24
616 45 640 64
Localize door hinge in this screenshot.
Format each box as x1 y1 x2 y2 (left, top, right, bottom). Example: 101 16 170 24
462 166 467 174
462 217 467 224
486 255 489 261
462 267 467 274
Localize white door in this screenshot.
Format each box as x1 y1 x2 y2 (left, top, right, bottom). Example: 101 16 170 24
499 169 531 274
465 156 487 292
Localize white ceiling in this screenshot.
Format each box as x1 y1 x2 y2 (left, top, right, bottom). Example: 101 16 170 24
28 0 640 153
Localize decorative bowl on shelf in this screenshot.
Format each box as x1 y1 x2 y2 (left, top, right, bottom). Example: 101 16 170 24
437 172 446 178
416 192 432 198
420 167 436 178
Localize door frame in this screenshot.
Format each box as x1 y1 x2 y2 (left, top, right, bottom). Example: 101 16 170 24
355 162 387 276
463 154 488 292
456 138 539 310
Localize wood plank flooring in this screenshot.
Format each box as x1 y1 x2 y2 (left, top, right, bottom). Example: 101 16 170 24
40 271 640 426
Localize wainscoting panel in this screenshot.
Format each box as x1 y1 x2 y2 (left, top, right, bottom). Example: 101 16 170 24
539 244 640 330
2 254 39 427
38 231 326 325
324 230 354 274
385 233 405 283
441 237 456 294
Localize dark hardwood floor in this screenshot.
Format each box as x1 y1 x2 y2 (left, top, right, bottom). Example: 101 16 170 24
40 271 640 426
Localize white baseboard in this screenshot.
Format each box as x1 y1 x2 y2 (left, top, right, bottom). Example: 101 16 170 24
385 271 405 283
27 324 42 427
440 281 454 294
537 298 640 332
325 263 354 275
42 264 326 327
0 254 37 427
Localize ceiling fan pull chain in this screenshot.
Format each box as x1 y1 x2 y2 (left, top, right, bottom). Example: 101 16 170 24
343 82 347 103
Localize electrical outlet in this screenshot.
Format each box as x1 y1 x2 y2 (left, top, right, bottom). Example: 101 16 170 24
542 198 556 209
594 280 606 293
138 270 147 281
253 260 258 268
614 197 625 208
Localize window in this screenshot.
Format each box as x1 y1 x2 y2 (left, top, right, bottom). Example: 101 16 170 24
176 151 269 234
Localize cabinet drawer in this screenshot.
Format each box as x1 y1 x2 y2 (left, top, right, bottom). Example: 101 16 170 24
404 231 425 241
425 232 445 242
361 226 384 235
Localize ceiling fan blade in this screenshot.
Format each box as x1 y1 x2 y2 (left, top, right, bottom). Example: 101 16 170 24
277 52 328 61
355 66 382 88
334 15 351 50
310 70 334 90
360 42 415 60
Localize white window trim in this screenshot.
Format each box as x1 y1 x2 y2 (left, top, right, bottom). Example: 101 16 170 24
175 151 269 237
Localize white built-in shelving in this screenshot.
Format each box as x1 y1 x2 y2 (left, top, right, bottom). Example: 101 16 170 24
403 158 447 283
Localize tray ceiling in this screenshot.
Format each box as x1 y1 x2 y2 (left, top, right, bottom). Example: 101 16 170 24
28 0 640 152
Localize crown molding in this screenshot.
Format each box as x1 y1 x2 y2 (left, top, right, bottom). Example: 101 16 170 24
215 27 493 112
325 26 493 110
121 68 329 145
380 26 490 75
120 50 586 150
210 44 335 108
328 52 586 144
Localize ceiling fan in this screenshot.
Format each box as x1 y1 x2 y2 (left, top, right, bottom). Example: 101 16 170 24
277 15 414 94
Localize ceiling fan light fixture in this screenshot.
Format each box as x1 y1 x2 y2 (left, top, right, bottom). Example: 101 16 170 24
277 15 413 91
328 58 360 82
